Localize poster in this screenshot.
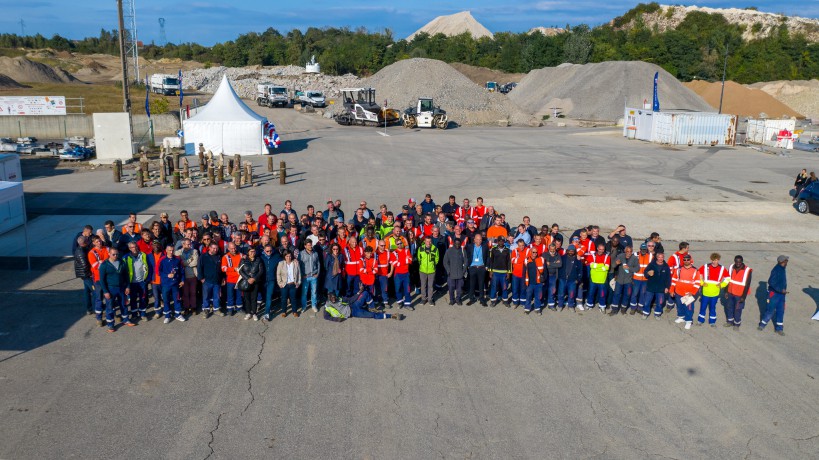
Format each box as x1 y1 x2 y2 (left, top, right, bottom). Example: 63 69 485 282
0 96 67 116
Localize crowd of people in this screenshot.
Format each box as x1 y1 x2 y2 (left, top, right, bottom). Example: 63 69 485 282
71 194 790 335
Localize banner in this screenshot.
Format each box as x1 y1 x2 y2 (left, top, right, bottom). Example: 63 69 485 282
652 72 660 112
0 96 66 116
178 69 184 108
145 77 151 118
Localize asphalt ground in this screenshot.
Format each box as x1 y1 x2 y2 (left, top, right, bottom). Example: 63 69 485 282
1 108 818 459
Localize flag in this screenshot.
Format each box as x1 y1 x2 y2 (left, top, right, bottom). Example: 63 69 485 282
178 69 184 108
145 77 151 118
652 72 660 112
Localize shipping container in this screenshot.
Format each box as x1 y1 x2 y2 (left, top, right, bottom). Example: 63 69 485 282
623 108 654 141
0 153 22 182
651 111 736 146
0 181 24 235
746 119 796 149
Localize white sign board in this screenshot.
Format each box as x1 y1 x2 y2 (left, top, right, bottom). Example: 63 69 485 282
92 113 134 164
0 96 67 116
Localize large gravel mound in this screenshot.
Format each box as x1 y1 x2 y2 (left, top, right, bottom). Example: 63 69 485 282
685 80 802 118
747 79 819 121
363 58 531 126
509 61 712 122
0 56 78 84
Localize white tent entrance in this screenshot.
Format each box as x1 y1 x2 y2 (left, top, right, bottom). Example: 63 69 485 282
183 75 268 155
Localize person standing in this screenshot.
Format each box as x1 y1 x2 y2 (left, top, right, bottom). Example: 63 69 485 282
359 246 378 298
98 248 133 332
299 240 321 312
642 252 672 319
488 238 511 307
199 242 224 318
443 237 467 305
610 245 639 315
697 253 729 327
277 251 301 317
343 237 364 295
73 235 94 315
175 238 199 316
724 255 752 329
543 244 562 310
672 254 700 329
666 242 692 310
629 243 653 314
523 248 545 314
556 245 583 311
794 169 808 201
221 243 243 316
123 241 152 321
324 243 345 298
417 236 440 306
390 239 413 309
585 244 610 313
759 255 788 336
159 245 186 324
238 247 264 321
465 234 489 306
88 236 110 321
374 241 393 308
509 239 529 308
259 244 281 320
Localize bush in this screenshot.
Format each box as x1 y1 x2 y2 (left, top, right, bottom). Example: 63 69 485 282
542 115 550 120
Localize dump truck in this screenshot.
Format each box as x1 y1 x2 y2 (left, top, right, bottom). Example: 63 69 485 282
150 74 180 96
256 84 291 108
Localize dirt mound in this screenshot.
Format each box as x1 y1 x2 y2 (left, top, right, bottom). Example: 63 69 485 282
528 27 566 36
0 74 29 89
509 61 712 121
684 80 802 118
449 63 525 87
407 11 494 41
363 58 532 126
0 56 78 83
747 79 819 121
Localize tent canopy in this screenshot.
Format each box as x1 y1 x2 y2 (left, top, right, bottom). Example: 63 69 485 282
183 75 268 155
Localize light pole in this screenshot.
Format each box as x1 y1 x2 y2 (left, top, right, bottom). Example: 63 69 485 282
117 0 133 129
718 44 729 114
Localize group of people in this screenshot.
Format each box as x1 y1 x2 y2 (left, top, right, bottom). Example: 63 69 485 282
71 194 790 335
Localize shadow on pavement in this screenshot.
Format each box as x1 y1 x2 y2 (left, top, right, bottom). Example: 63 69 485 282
802 285 819 317
25 191 167 217
276 137 318 154
753 281 768 319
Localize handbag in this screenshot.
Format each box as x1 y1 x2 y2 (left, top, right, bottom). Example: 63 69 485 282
236 263 250 291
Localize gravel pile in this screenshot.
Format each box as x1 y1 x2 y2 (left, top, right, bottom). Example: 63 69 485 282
181 66 360 99
509 61 712 122
362 58 532 126
747 79 819 121
0 56 78 84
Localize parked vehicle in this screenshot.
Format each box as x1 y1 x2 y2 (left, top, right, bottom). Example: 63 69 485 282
0 138 16 152
334 88 400 127
796 181 819 215
298 90 326 108
149 74 180 96
499 82 517 94
402 98 448 129
59 144 94 161
256 84 291 108
486 81 498 92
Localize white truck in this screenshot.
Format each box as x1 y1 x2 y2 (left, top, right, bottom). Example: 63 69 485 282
256 84 291 108
150 74 180 96
298 90 326 108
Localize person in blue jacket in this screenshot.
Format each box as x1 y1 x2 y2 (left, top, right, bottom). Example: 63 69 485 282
98 247 133 332
759 255 789 336
556 245 584 310
158 245 186 324
260 243 282 320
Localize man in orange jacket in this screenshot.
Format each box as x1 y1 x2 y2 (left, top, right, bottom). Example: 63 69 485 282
724 255 752 329
672 254 700 329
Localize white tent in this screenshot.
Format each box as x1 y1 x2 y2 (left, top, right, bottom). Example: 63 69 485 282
183 75 268 155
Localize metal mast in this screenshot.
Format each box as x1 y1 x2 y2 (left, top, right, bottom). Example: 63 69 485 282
158 18 167 46
123 0 140 82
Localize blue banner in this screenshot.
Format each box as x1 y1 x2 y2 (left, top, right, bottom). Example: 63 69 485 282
145 77 151 118
652 72 660 112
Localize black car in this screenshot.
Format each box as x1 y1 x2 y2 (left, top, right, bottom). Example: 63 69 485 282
796 181 819 214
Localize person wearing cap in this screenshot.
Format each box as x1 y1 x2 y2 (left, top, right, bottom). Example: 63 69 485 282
697 253 730 326
488 237 511 307
556 245 583 310
671 254 700 329
759 256 788 335
642 251 671 319
609 245 638 315
724 255 752 329
629 243 654 314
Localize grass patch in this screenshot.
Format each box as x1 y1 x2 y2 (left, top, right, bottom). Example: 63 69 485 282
0 48 27 58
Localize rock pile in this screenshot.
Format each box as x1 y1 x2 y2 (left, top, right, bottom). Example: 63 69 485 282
684 80 802 119
509 61 712 122
0 56 78 84
362 58 532 126
747 79 819 121
181 66 360 100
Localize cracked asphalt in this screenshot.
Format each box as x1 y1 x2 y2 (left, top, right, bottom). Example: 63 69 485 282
1 112 819 459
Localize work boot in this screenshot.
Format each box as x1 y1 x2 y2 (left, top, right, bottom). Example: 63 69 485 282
775 330 785 336
723 322 733 327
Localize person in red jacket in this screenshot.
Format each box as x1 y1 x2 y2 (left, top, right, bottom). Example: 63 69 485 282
390 239 413 308
359 247 378 297
375 241 393 308
724 255 752 329
509 239 529 307
344 237 364 295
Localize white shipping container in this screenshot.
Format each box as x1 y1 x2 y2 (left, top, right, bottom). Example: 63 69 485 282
0 181 24 235
623 107 655 141
0 153 22 182
652 111 736 146
746 119 796 148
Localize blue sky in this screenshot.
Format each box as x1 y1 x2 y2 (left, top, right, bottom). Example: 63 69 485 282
1 1 816 46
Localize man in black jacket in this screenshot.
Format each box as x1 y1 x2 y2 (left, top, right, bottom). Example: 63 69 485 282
198 243 224 317
73 235 94 315
465 234 489 306
643 252 672 319
443 238 467 305
488 238 511 307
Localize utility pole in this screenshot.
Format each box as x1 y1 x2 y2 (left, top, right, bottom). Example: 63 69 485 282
718 44 729 114
117 0 134 141
19 19 25 36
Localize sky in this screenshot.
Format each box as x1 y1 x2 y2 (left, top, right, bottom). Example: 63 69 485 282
1 1 817 46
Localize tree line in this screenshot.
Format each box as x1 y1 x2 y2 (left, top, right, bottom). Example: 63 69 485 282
1 4 817 84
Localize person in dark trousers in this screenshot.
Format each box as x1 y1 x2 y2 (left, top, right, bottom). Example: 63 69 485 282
324 291 405 321
98 248 134 332
198 242 224 318
556 245 583 310
260 244 281 320
759 255 788 336
465 234 489 306
238 247 265 321
158 245 186 324
443 237 467 305
73 235 94 315
643 251 672 319
724 255 752 329
610 245 639 315
488 238 511 307
543 244 562 310
793 169 808 201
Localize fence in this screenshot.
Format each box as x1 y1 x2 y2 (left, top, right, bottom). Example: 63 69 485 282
0 113 180 140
